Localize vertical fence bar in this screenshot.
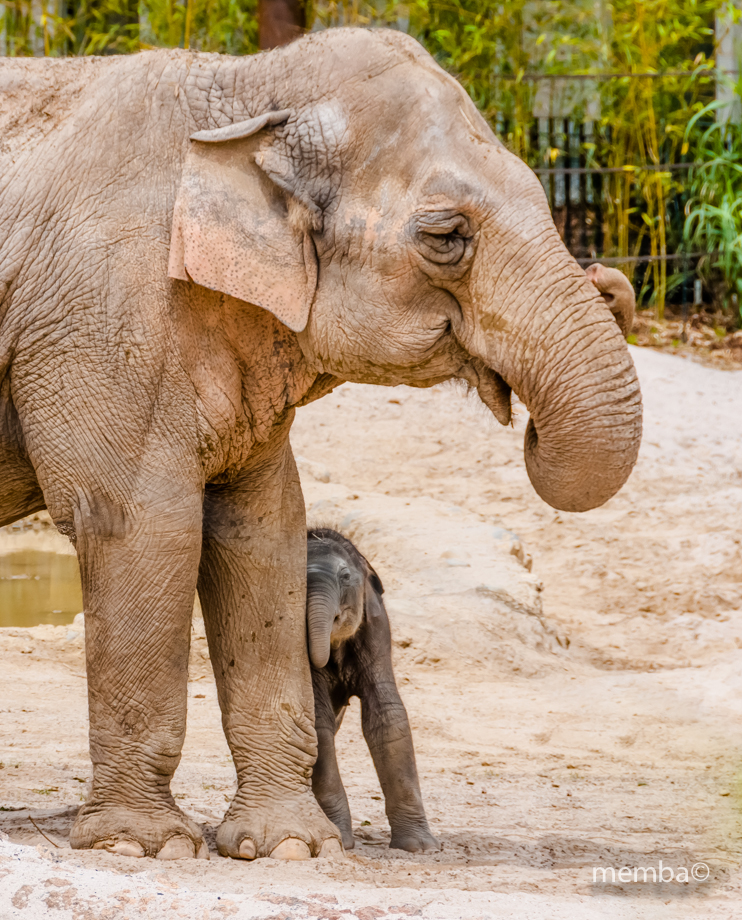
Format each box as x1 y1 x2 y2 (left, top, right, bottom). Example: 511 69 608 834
579 122 587 259
564 118 572 251
529 118 538 172
548 117 556 214
681 252 690 322
595 167 604 258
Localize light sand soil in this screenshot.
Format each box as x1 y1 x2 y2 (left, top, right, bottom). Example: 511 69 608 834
1 346 741 919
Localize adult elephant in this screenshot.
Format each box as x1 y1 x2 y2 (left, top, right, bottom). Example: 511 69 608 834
0 29 641 860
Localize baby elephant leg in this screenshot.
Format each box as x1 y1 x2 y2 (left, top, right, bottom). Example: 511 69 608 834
311 670 354 849
362 686 439 853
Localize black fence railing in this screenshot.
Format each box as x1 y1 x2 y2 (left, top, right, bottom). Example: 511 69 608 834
491 113 707 307
482 64 725 312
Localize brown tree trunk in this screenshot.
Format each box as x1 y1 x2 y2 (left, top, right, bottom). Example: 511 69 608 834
258 0 306 49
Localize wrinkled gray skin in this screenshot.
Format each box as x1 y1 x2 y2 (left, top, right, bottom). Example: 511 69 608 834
0 29 642 861
306 529 438 853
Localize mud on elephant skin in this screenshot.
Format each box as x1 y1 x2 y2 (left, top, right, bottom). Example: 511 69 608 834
307 528 438 853
0 29 641 860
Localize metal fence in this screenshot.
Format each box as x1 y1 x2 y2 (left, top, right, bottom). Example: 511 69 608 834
512 115 707 308
487 69 719 309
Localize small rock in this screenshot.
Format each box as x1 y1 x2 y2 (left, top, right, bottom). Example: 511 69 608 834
509 540 533 572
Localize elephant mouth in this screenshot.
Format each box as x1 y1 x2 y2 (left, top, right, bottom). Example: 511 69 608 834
456 360 512 426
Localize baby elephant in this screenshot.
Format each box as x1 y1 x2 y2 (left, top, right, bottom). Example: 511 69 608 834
306 528 438 853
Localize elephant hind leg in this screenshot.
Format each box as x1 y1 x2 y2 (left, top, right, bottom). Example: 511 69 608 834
312 726 355 850
311 671 354 849
0 457 45 527
0 390 45 527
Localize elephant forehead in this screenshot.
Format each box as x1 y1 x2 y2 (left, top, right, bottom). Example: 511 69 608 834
338 75 490 188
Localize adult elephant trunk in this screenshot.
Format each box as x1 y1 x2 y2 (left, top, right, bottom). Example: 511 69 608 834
462 157 642 513
306 570 339 669
519 327 641 513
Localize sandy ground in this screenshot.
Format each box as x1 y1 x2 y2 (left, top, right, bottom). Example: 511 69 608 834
1 345 741 919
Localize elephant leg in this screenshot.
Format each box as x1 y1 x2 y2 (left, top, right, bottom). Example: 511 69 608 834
198 432 342 860
68 481 207 860
361 684 439 853
0 451 45 526
311 670 354 849
0 384 45 526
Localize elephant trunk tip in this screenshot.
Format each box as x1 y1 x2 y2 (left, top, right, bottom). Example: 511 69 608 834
309 639 331 669
524 405 642 513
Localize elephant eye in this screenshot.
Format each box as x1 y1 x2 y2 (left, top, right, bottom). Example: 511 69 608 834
414 212 473 267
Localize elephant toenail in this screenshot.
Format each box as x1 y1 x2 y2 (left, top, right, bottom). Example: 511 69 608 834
196 840 210 860
318 838 345 859
238 838 257 859
94 839 145 858
156 836 195 860
269 837 311 860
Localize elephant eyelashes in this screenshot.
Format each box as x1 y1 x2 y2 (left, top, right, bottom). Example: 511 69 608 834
413 213 473 267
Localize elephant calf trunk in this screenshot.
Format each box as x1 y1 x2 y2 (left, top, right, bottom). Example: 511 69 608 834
306 588 336 669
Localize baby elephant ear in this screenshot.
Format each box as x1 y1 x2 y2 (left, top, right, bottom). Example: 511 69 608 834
168 110 317 333
364 564 385 619
367 564 384 596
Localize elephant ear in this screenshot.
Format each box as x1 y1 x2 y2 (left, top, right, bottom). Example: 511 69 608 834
168 110 318 333
363 562 385 620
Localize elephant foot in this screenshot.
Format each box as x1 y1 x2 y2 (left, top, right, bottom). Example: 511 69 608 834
216 789 344 860
390 824 440 854
70 803 209 860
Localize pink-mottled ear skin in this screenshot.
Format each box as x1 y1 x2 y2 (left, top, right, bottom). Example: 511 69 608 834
168 120 316 334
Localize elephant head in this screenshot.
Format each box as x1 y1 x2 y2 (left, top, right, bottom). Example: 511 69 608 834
169 29 642 512
305 528 383 669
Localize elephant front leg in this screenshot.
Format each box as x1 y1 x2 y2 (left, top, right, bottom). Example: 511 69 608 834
361 684 439 853
198 438 342 860
69 488 207 860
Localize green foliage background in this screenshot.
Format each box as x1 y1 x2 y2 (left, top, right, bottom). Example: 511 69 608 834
2 0 741 319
